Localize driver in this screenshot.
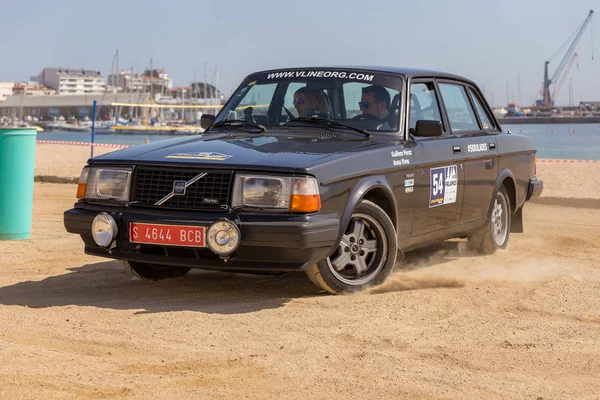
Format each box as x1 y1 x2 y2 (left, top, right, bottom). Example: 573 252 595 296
293 88 328 117
359 85 390 129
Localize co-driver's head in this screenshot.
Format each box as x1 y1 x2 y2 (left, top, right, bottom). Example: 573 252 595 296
360 85 390 119
294 88 328 117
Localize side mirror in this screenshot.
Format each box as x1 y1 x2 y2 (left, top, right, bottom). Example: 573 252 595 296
413 120 443 137
200 114 215 129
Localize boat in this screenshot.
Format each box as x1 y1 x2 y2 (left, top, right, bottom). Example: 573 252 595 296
44 122 91 132
63 124 92 133
0 124 44 132
493 107 508 119
110 125 203 135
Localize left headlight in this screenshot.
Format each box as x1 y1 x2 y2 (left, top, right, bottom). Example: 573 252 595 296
84 167 132 201
232 174 321 212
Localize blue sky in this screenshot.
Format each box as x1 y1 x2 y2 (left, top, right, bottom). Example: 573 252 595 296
0 0 596 107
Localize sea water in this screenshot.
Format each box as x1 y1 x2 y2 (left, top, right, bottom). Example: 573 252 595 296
37 123 600 160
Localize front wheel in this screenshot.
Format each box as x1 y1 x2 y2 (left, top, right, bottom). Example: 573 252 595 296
305 200 397 294
468 185 512 254
121 260 191 280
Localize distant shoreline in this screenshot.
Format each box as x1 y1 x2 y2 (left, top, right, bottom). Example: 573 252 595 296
499 117 600 125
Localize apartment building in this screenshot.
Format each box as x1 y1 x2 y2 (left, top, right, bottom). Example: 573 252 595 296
31 68 107 95
108 69 172 93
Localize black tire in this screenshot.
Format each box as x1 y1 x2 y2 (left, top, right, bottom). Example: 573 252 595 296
468 185 512 255
305 200 397 294
121 260 191 280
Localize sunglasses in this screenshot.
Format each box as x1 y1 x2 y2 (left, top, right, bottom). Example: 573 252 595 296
293 97 305 106
358 100 378 109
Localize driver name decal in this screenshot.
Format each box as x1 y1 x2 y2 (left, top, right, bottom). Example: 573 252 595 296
429 165 458 208
391 149 412 166
267 70 374 81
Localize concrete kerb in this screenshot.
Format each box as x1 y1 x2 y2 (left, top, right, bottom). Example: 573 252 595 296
34 175 78 184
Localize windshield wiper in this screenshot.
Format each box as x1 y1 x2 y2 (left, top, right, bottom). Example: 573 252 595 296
289 117 370 137
209 119 266 133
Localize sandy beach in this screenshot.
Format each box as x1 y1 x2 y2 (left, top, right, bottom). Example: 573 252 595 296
34 144 115 180
0 143 598 399
35 142 600 199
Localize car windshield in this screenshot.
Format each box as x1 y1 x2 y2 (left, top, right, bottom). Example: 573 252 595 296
212 69 403 133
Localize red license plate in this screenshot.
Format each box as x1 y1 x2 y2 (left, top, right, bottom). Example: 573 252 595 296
129 222 206 247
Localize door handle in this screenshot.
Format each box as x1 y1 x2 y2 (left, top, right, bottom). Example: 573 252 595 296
453 145 461 153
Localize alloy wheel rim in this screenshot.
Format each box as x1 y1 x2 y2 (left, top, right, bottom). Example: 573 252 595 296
326 213 387 286
491 192 508 246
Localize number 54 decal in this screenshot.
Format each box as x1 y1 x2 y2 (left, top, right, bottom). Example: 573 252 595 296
429 165 458 207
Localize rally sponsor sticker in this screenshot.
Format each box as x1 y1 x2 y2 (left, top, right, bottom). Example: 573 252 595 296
467 143 488 153
429 165 458 208
166 152 232 161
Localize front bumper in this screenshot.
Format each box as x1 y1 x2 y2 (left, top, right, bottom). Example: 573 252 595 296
64 204 340 271
526 177 543 200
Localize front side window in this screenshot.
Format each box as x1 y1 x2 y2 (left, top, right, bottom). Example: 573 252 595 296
214 69 403 133
409 82 443 130
439 83 479 132
220 83 277 121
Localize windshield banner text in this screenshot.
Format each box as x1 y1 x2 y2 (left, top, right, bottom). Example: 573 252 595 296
267 70 374 81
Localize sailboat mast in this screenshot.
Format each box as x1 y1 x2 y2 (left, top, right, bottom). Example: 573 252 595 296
215 64 219 100
116 49 119 87
148 58 153 123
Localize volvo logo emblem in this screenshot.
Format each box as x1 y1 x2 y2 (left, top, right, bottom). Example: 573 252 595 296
154 173 207 206
173 181 187 195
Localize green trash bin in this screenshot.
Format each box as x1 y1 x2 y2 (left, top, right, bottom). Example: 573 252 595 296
0 128 37 240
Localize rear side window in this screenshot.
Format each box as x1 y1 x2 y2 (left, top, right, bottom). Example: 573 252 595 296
439 83 479 132
469 88 495 130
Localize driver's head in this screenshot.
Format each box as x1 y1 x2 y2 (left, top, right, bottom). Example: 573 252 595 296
360 85 390 119
294 88 328 117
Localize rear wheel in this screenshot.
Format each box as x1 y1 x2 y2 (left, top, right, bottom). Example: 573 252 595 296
305 200 397 294
121 260 191 280
468 185 512 254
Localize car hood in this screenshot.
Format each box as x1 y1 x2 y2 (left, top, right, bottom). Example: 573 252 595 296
91 131 380 172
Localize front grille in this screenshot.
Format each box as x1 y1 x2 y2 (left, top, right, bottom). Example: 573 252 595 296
132 166 233 211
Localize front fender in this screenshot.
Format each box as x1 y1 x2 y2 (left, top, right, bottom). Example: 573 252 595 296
335 175 397 247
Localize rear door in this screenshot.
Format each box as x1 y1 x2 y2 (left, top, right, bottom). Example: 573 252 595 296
409 80 465 237
437 81 500 224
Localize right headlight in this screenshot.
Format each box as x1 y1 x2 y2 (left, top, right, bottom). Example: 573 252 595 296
232 174 321 212
76 166 132 202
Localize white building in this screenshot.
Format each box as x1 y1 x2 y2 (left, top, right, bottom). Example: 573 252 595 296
31 68 107 95
108 70 144 92
108 69 172 94
0 82 14 103
141 69 172 90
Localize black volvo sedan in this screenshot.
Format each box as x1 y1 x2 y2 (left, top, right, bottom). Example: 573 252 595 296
64 66 543 294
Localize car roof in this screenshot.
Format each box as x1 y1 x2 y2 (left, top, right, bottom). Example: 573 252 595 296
252 66 475 84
